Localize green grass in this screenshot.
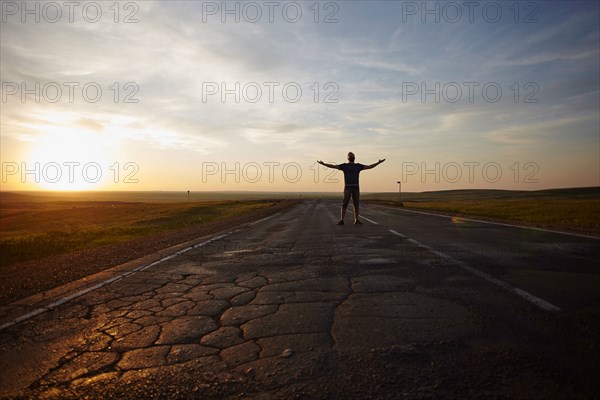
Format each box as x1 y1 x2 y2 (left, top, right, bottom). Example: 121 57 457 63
0 197 276 267
404 199 599 232
2 190 303 203
366 187 600 235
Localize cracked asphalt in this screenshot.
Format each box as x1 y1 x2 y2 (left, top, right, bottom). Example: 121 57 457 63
1 200 599 399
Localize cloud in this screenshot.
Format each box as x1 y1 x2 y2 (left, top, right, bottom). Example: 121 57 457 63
484 114 599 145
1 1 598 190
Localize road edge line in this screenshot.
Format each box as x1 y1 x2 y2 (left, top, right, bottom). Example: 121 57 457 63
388 229 561 312
376 204 599 240
0 212 282 332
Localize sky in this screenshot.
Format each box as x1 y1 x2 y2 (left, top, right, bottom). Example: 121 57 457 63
1 0 598 192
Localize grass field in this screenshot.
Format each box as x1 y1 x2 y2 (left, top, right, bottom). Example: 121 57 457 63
0 192 278 267
364 187 600 236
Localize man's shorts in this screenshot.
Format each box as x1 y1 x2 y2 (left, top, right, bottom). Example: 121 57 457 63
342 185 360 209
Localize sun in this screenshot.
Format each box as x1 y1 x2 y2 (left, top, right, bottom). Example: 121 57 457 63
26 126 112 191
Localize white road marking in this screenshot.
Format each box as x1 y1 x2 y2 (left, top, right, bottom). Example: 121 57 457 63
376 205 599 240
347 204 378 225
358 258 395 264
0 213 281 332
327 203 579 311
388 229 561 311
360 216 379 225
249 212 281 225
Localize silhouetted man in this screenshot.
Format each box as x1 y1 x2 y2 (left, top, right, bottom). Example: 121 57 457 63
318 152 385 225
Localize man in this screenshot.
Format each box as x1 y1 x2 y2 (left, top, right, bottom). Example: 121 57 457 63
317 152 385 225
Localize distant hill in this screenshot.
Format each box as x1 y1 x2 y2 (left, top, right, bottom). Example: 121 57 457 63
1 187 598 204
362 187 600 202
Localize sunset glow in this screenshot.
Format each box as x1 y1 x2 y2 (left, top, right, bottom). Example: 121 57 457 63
1 1 598 192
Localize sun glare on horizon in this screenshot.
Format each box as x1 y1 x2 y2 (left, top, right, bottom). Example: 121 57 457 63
25 126 112 191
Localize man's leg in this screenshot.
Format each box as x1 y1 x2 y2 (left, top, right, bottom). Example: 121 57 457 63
353 188 360 223
340 188 351 223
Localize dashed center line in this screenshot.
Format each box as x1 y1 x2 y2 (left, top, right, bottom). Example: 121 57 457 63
360 216 378 225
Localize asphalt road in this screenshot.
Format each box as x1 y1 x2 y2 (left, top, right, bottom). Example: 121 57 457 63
1 199 599 399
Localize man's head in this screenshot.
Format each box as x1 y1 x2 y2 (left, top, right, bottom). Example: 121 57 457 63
347 152 355 162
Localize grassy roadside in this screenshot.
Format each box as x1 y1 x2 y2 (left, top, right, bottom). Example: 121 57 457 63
0 198 278 267
368 196 599 237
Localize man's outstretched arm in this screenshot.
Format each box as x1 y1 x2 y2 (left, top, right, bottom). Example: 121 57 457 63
317 160 341 169
362 159 386 170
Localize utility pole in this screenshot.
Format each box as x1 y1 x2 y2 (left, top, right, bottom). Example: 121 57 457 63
396 181 402 206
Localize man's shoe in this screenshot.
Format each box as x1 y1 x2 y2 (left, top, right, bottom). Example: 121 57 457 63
337 220 344 225
354 220 362 225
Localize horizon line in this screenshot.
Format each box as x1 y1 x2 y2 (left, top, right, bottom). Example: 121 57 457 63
2 186 598 194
